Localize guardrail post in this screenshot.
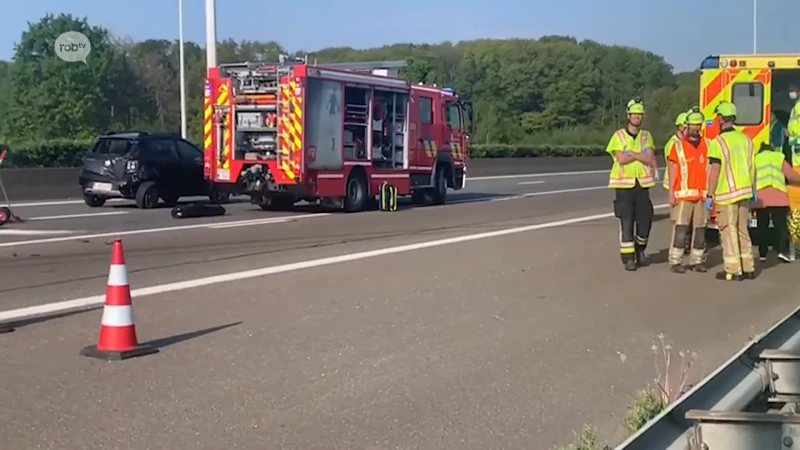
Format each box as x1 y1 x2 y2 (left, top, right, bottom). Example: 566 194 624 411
761 350 800 404
686 410 800 449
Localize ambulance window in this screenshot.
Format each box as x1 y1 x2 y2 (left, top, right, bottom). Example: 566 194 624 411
445 102 461 130
731 82 764 125
419 97 433 124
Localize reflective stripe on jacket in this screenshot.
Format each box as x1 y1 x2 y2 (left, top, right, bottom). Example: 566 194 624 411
668 138 708 201
708 130 755 205
606 128 655 189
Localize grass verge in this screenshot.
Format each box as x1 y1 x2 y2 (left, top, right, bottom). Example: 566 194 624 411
553 334 696 450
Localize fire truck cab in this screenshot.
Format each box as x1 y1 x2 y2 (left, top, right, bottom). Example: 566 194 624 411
203 57 473 212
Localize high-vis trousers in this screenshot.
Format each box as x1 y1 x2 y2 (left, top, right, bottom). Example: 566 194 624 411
613 183 653 264
668 200 706 266
716 200 755 275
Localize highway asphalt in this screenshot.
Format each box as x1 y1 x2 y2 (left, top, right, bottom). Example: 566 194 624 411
2 167 799 449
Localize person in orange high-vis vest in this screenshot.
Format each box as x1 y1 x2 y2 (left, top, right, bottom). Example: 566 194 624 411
666 110 709 273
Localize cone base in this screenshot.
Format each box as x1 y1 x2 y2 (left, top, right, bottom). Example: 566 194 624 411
80 343 158 361
0 325 14 333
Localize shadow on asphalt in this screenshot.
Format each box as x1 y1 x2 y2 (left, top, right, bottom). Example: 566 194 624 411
141 321 242 350
0 305 102 330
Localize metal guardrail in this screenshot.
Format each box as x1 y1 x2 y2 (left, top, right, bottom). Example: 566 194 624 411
0 157 610 202
617 304 800 449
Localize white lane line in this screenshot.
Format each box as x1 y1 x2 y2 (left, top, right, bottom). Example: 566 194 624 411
470 170 607 181
10 199 126 208
470 167 666 181
0 213 329 248
0 203 670 322
28 211 129 221
490 185 607 202
517 180 545 186
208 217 292 229
0 229 74 236
449 185 608 205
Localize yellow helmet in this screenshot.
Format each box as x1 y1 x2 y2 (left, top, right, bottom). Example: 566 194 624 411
686 111 705 125
626 98 645 114
675 112 688 126
715 101 737 118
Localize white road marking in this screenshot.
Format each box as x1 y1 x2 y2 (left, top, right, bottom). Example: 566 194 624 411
490 185 607 201
10 199 126 208
0 213 329 248
470 167 665 181
517 180 545 186
0 229 74 236
8 169 609 208
0 203 669 322
28 211 129 221
207 217 292 229
450 185 608 205
470 170 607 180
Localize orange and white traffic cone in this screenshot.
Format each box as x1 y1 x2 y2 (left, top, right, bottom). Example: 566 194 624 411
80 239 158 361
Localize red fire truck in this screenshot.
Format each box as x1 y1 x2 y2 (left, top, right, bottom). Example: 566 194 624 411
203 57 473 211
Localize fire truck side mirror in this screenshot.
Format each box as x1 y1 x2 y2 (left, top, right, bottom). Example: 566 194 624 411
461 100 474 134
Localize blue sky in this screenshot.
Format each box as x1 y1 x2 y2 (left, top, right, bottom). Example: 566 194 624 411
1 0 797 72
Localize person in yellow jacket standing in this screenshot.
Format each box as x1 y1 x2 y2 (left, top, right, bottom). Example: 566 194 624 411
753 140 800 263
706 101 757 281
786 85 800 248
606 98 657 271
664 111 690 251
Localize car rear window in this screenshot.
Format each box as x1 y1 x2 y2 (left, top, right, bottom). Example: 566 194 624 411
93 138 134 157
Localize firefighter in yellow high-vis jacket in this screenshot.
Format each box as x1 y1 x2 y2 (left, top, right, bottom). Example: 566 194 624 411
606 98 657 271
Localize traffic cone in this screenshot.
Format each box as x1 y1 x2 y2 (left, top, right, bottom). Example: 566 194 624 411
80 239 158 361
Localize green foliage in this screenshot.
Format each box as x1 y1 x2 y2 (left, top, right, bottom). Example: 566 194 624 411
552 425 610 450
624 389 667 434
0 14 699 166
0 139 93 168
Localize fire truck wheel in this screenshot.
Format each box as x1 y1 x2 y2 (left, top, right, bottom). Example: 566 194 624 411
135 181 160 209
209 186 230 204
0 206 9 226
431 166 448 205
344 172 368 213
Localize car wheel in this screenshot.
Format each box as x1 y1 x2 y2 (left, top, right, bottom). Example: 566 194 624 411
83 194 106 207
160 192 180 207
343 172 368 212
0 206 9 226
135 181 160 209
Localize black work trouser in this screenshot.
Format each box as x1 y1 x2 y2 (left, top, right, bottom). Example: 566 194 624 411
756 206 790 257
613 183 654 263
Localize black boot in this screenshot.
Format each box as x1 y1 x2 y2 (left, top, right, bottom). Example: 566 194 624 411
635 245 649 267
624 259 638 271
743 271 756 280
715 271 743 281
670 265 686 274
689 264 707 273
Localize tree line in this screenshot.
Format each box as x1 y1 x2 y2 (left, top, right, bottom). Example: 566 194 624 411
0 13 701 166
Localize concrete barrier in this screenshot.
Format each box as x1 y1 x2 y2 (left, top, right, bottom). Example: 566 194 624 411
0 157 610 202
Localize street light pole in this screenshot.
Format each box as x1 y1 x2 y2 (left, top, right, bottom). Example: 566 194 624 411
205 0 217 69
178 0 187 139
753 0 758 54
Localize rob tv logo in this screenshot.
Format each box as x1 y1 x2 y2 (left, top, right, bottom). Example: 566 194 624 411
54 31 92 64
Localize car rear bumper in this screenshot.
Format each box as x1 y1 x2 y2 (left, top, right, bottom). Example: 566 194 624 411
79 173 136 198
